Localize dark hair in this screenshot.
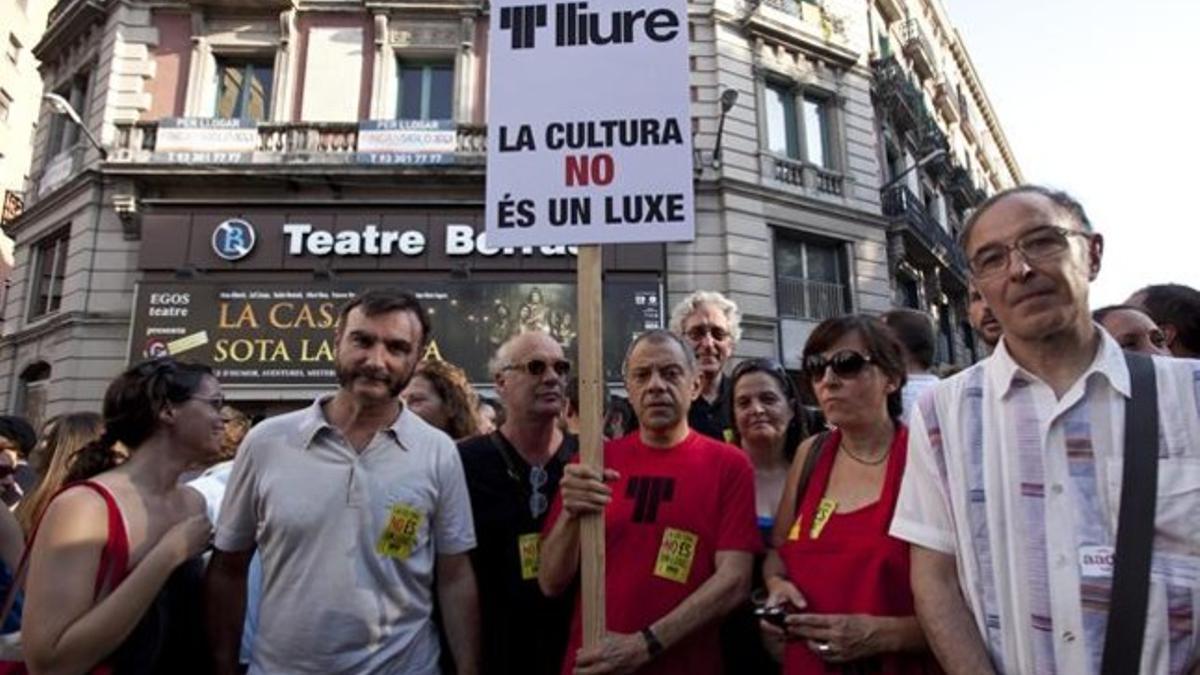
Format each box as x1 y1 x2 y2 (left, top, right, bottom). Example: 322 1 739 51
801 315 907 420
0 416 37 458
882 309 936 370
1092 304 1151 325
1130 283 1200 356
960 185 1093 252
604 396 639 439
478 396 505 428
728 358 808 461
413 359 480 440
338 288 431 345
66 358 213 482
621 329 696 376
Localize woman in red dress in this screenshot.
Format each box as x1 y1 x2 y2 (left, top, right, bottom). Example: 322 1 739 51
761 315 940 674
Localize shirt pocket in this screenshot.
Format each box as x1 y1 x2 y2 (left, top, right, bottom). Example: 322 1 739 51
1106 458 1200 551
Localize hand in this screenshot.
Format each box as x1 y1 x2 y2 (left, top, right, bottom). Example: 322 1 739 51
156 513 213 565
759 576 807 638
786 613 883 663
573 632 649 675
561 464 620 517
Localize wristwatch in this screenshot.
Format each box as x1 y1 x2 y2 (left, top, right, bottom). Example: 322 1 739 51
640 627 664 658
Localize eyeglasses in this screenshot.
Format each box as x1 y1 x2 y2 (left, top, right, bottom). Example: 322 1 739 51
528 465 549 518
968 225 1091 280
503 359 571 377
685 324 730 343
803 350 875 382
190 395 226 412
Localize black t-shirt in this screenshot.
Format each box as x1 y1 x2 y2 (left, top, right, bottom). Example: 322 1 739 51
688 373 733 443
458 431 578 675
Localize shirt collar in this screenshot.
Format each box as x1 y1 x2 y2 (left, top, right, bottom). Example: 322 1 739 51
295 395 411 451
987 324 1132 400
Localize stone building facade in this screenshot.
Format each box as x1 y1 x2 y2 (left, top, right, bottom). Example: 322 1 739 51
0 0 1020 422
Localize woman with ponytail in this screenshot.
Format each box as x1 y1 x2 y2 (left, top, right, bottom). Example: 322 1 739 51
18 358 220 674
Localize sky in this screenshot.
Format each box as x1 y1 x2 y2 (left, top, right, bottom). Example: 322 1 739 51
946 0 1200 307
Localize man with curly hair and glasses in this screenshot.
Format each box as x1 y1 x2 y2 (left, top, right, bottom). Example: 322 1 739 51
670 291 743 443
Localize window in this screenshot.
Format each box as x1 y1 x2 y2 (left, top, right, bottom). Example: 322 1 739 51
775 232 849 321
765 83 798 159
17 362 50 432
46 72 90 156
802 95 831 168
396 61 454 120
29 227 70 320
5 34 19 65
0 90 11 124
936 307 955 364
765 84 835 168
215 58 273 121
898 275 920 308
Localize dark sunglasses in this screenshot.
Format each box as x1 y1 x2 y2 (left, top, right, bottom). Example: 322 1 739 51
504 359 571 377
803 350 875 381
0 466 14 479
685 324 730 342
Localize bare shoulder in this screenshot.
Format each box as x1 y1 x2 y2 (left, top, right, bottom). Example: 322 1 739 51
35 485 110 544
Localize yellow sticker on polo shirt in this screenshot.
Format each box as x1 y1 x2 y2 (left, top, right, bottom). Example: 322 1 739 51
809 498 837 540
654 528 698 584
377 503 423 559
518 533 541 580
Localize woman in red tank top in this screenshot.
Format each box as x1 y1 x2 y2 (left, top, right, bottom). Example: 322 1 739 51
19 358 218 674
761 316 941 674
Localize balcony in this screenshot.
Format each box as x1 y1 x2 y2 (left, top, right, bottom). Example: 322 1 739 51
110 120 487 167
767 154 846 197
875 0 904 24
35 0 105 61
958 93 978 145
873 57 948 158
946 166 985 212
901 19 936 80
747 0 858 67
882 185 968 281
932 79 959 124
777 277 848 321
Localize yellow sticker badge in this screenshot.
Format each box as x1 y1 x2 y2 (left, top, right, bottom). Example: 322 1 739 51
654 528 699 584
809 498 837 539
787 516 802 541
377 503 423 559
518 533 541 580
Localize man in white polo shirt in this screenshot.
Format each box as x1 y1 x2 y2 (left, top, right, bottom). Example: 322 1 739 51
892 186 1200 674
206 289 480 675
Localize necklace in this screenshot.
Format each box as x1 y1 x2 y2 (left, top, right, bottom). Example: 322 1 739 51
839 440 890 466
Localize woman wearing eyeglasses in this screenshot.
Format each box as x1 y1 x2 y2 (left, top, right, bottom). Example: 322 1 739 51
760 316 939 674
17 358 218 674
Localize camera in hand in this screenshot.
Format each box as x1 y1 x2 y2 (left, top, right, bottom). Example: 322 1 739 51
754 604 790 627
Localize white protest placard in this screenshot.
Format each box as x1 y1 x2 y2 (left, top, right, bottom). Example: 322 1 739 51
485 0 695 247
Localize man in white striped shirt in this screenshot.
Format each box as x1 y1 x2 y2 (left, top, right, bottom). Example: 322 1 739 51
891 185 1200 675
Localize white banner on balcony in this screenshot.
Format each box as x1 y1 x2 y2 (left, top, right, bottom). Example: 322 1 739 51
485 0 694 247
356 120 456 165
155 118 258 154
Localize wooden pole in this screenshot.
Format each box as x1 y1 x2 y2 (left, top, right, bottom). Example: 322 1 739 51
576 244 606 647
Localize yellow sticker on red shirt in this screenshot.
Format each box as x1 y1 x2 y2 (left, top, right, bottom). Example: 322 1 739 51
809 498 837 539
377 503 423 559
518 533 541 580
654 528 699 584
787 516 802 541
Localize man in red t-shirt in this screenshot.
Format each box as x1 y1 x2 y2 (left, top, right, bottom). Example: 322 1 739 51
539 329 761 675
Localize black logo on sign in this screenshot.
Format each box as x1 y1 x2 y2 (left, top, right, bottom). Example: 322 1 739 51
500 5 548 49
626 476 675 523
498 2 681 50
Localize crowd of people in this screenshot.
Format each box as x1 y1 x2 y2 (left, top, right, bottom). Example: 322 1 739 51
0 184 1196 674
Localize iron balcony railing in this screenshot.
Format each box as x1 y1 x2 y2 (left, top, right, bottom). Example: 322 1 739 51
871 57 947 157
777 277 848 321
882 184 969 279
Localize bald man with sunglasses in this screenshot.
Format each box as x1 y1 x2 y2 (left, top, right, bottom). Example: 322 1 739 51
458 330 578 675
